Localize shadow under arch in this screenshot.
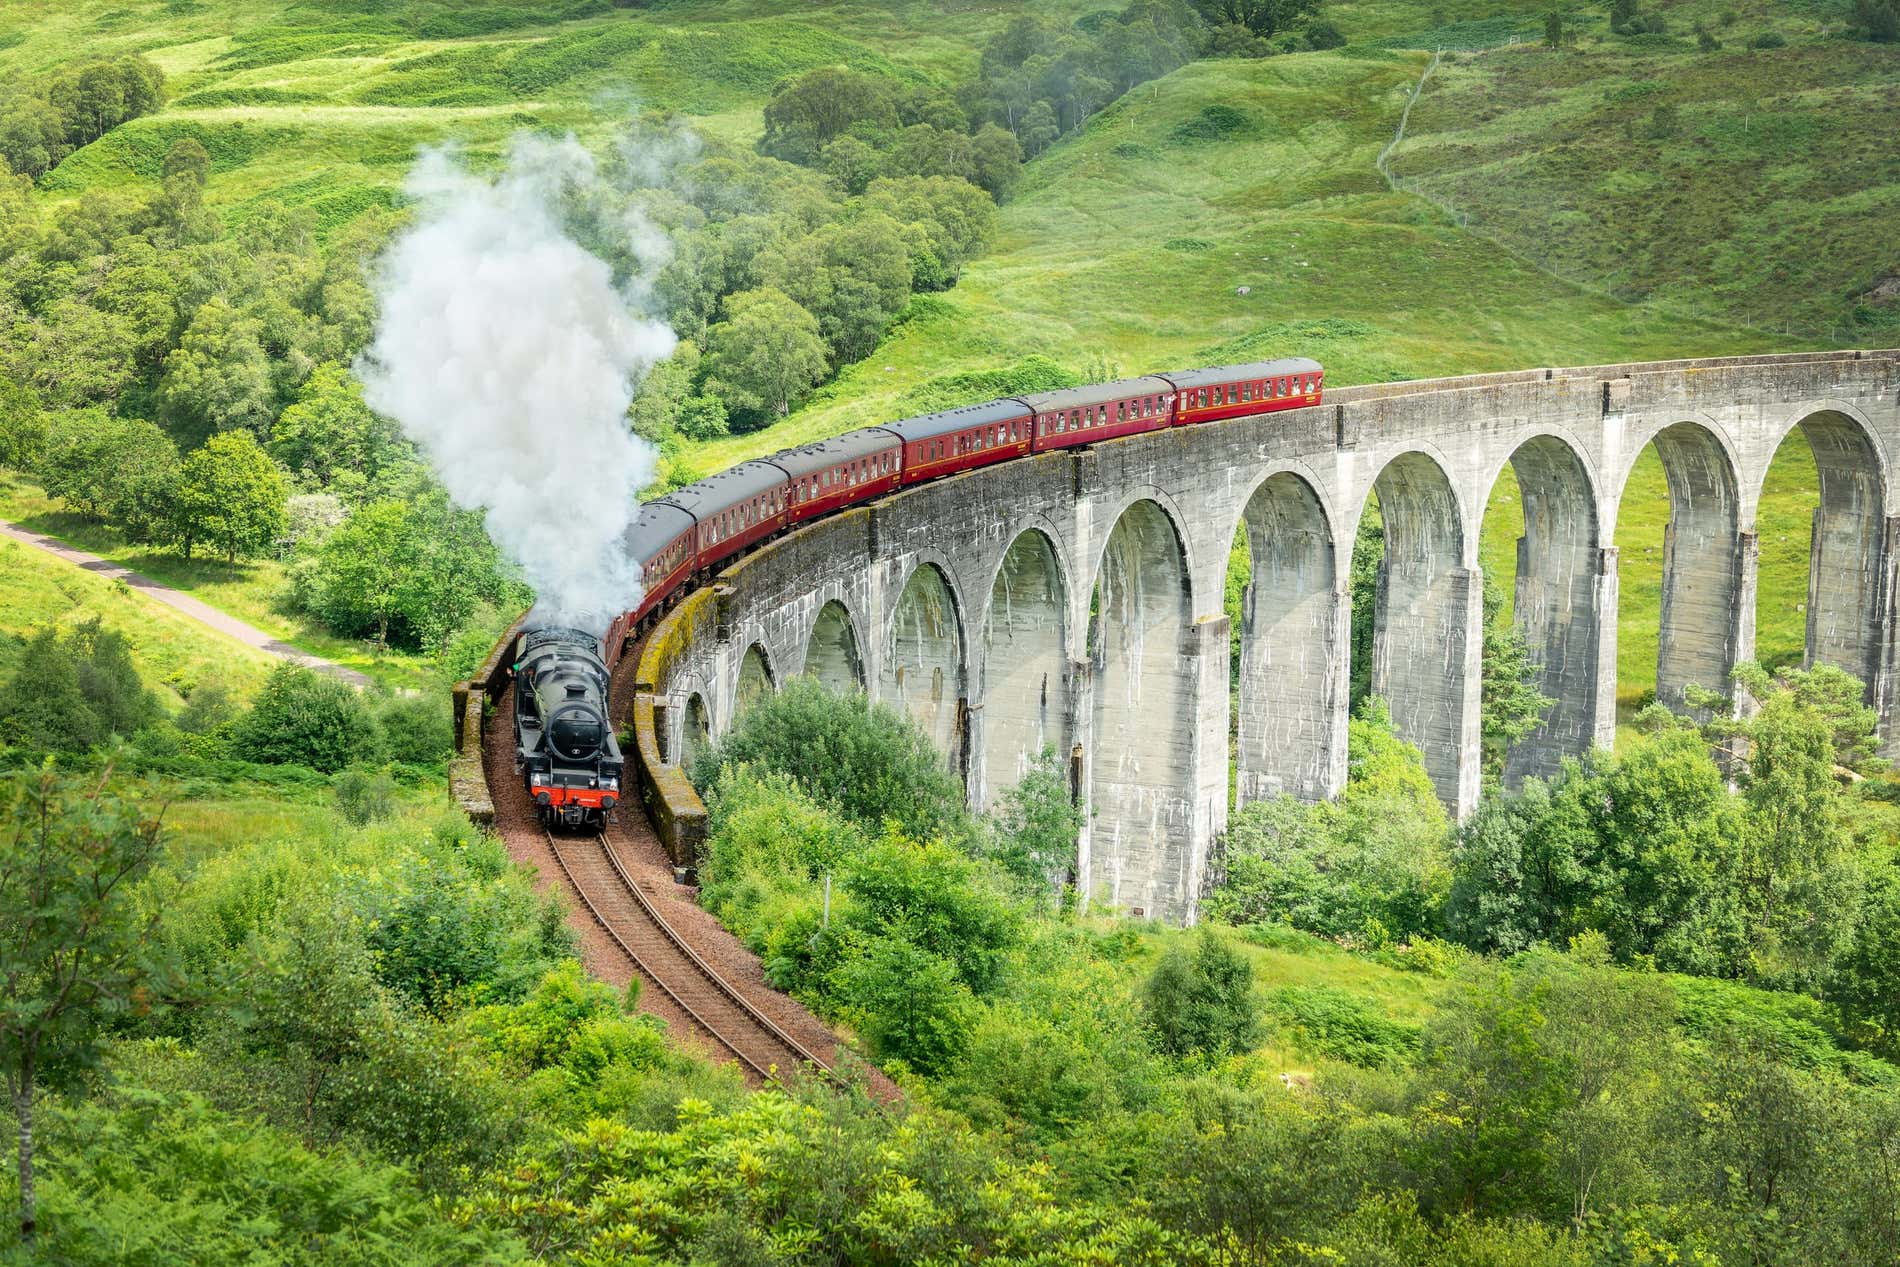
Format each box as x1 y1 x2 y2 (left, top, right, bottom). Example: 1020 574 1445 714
881 562 966 769
804 600 865 694
1763 407 1887 698
1364 450 1475 811
679 692 711 769
1087 498 1195 921
979 528 1071 810
1486 433 1607 783
1233 470 1340 805
1616 420 1742 714
735 642 774 722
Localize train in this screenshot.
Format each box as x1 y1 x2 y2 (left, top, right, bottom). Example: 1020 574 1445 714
511 625 624 828
600 357 1324 660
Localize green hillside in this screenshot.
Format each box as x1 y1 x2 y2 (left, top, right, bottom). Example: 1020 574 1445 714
681 48 1788 474
2 0 1880 698
0 0 1092 227
1396 35 1900 339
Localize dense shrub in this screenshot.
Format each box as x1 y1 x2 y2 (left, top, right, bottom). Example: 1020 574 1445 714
0 619 157 754
1169 103 1258 143
1 1090 523 1267
235 664 373 772
371 691 452 766
332 766 394 825
1206 704 1450 944
1266 984 1420 1067
691 676 966 843
1141 931 1260 1058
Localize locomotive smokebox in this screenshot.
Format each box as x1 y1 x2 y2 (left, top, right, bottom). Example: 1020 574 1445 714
512 625 626 831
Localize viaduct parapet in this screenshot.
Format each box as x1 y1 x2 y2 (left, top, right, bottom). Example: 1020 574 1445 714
638 351 1900 924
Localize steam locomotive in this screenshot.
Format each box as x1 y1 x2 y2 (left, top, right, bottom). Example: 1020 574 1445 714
512 626 623 828
600 357 1325 662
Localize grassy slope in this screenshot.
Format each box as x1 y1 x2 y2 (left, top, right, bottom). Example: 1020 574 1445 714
1 0 1086 229
1393 7 1900 336
0 475 442 690
683 50 1787 476
0 510 275 708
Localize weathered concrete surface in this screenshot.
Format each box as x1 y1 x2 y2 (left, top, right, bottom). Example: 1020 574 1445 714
975 531 1071 810
649 351 1900 924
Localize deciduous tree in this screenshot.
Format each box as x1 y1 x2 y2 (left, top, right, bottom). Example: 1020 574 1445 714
760 67 901 165
269 362 413 500
170 429 289 562
0 763 168 1246
1141 930 1261 1057
702 287 828 426
157 297 276 446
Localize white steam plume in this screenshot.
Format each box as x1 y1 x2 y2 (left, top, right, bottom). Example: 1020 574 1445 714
358 134 677 635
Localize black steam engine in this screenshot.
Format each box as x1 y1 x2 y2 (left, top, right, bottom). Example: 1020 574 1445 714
512 626 623 829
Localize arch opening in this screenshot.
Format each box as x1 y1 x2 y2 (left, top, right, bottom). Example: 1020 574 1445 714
881 563 965 767
1615 423 1741 718
735 643 774 722
680 692 711 768
1477 436 1601 783
979 531 1070 810
1753 410 1884 698
804 600 865 693
1233 473 1338 805
1088 499 1195 920
1358 452 1474 810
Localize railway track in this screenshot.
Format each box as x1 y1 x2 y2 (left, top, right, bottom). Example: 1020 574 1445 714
540 827 834 1085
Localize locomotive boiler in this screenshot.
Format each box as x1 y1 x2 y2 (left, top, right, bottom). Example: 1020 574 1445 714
512 625 624 828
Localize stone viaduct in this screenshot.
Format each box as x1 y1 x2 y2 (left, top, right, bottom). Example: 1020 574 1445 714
640 351 1900 924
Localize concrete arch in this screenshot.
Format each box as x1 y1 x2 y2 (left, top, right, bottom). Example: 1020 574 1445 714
978 529 1072 810
1086 484 1202 615
1345 437 1479 570
1366 450 1479 812
1233 471 1343 805
1617 420 1743 713
881 562 966 767
735 642 774 721
803 600 865 693
1764 405 1888 698
1487 434 1610 781
1087 498 1198 920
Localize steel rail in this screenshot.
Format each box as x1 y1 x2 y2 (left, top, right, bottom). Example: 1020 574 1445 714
541 828 776 1082
593 832 837 1077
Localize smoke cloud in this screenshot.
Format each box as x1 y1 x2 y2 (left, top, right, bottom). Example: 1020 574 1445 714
358 133 677 635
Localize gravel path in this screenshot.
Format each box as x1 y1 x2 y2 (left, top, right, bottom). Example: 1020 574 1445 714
0 518 370 687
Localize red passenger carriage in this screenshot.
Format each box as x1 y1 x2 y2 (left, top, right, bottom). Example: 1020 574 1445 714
607 357 1325 651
